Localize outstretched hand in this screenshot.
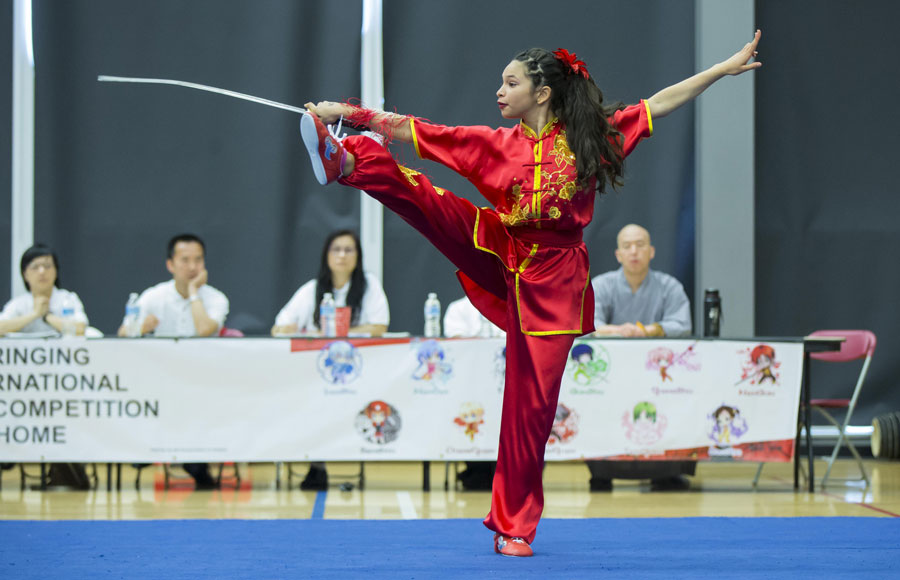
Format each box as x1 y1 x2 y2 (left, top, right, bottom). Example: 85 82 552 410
304 101 350 124
720 29 762 76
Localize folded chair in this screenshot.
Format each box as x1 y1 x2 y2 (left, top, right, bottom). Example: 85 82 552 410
806 330 876 488
753 330 876 489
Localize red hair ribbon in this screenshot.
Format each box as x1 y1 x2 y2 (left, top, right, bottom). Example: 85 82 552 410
553 48 590 79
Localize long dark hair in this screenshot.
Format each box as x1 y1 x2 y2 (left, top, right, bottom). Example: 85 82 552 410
20 244 61 291
313 230 367 326
514 48 626 193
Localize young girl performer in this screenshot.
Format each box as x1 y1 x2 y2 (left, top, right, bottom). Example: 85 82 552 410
301 30 761 557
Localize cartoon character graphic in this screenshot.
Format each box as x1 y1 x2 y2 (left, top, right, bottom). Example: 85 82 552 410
568 343 609 385
737 344 781 385
316 340 362 384
412 339 453 383
355 400 401 444
547 402 579 444
645 343 699 382
708 404 749 446
494 346 507 392
453 402 485 441
646 347 675 382
622 401 668 446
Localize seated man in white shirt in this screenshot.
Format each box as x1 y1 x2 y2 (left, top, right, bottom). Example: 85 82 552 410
589 224 694 491
118 233 229 489
444 296 504 491
119 233 229 339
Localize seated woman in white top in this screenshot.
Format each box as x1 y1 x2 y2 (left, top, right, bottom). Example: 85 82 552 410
271 229 389 337
0 244 89 336
272 230 389 491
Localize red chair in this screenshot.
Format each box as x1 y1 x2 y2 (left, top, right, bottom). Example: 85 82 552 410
808 330 877 488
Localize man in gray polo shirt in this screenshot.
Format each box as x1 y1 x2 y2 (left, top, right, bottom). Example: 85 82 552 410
589 223 693 491
592 224 691 339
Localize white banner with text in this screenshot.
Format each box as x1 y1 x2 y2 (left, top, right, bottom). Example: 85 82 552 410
0 337 803 462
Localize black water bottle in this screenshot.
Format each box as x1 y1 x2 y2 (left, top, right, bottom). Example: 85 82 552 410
704 289 722 337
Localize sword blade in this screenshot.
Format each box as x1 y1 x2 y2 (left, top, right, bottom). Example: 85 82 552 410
98 75 307 115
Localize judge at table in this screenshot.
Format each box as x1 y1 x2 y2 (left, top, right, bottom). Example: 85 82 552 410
589 224 693 491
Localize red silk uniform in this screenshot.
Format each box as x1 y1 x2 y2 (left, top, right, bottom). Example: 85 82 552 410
339 102 652 543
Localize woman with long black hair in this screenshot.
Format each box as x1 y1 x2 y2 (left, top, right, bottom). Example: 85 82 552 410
272 229 389 491
271 229 389 338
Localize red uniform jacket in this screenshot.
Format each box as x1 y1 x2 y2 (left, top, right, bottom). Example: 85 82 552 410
410 102 652 335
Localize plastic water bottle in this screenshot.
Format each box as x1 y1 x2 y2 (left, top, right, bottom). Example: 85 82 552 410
320 292 337 338
124 293 141 337
424 292 441 338
60 294 77 337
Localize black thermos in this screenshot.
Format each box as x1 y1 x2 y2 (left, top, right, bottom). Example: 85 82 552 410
703 289 722 337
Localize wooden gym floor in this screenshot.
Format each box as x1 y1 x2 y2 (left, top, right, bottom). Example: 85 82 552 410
1 459 898 521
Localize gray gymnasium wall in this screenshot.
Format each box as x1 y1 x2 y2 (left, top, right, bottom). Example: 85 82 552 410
27 0 362 335
755 1 900 423
13 0 695 337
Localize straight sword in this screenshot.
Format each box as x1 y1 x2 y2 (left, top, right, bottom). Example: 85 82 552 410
98 75 308 115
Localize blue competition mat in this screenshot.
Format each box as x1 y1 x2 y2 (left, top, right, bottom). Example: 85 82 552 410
2 517 898 579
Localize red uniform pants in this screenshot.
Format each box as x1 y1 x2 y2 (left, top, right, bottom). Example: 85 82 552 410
340 136 576 543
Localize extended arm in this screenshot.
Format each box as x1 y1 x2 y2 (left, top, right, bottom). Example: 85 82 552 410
646 30 761 119
304 101 414 143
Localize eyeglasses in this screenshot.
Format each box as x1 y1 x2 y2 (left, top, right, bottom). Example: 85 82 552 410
26 260 56 272
329 246 357 256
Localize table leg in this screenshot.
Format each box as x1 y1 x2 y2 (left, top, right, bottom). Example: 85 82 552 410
794 400 801 490
804 352 814 492
423 461 430 491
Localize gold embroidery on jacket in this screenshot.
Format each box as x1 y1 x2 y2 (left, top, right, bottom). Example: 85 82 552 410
398 165 420 187
499 183 542 226
499 120 582 226
560 182 577 200
550 131 576 167
499 205 530 226
545 130 579 201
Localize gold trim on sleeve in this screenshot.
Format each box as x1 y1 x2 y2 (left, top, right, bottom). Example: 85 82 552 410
410 118 423 158
643 99 654 136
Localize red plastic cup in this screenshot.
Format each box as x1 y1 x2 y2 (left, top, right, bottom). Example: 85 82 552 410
335 307 351 337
